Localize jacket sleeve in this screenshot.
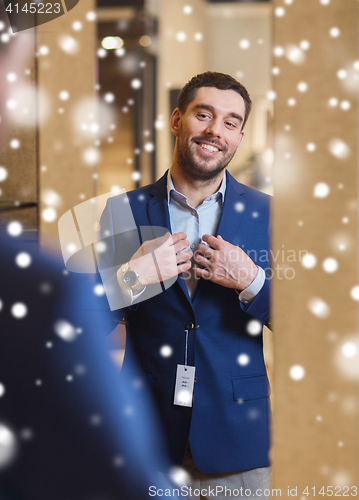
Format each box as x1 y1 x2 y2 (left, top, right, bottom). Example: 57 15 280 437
96 196 140 312
239 276 271 328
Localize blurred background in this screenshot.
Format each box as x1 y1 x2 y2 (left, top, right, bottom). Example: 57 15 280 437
0 0 274 247
0 0 358 494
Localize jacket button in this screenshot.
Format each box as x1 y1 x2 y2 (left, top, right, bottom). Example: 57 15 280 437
194 377 198 383
185 322 195 330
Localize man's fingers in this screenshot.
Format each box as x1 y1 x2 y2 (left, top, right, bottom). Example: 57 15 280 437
173 239 190 255
177 260 192 275
169 232 188 246
194 266 210 279
194 254 209 267
202 234 222 249
196 243 213 259
176 250 193 264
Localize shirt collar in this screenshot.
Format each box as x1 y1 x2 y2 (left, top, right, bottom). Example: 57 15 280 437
166 169 227 204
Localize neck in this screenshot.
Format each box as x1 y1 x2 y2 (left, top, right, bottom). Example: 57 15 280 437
170 163 225 208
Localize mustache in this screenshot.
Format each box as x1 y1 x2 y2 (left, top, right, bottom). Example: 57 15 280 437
191 136 227 152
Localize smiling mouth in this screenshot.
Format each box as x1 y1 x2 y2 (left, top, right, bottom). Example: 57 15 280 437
196 142 221 153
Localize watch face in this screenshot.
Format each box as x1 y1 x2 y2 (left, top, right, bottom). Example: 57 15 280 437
123 270 138 287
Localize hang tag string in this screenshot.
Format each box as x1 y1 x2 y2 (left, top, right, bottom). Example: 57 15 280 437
184 329 188 369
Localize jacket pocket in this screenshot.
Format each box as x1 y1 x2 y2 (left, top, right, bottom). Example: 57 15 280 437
232 374 270 402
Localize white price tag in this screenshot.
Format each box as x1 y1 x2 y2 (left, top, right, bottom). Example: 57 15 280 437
173 364 196 407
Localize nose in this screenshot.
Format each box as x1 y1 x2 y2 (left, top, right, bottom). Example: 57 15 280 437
204 119 222 139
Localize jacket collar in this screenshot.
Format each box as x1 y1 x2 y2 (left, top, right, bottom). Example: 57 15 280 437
147 170 247 305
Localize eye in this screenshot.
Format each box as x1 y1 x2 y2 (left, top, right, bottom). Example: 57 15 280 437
225 122 237 128
196 113 210 120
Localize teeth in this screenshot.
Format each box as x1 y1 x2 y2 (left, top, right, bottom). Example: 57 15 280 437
200 143 219 152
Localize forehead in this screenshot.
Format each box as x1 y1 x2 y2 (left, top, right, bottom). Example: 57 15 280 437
187 86 245 117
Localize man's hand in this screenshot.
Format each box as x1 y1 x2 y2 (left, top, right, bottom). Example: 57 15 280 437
194 234 258 290
129 232 192 285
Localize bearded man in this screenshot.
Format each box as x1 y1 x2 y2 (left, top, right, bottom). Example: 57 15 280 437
99 72 271 499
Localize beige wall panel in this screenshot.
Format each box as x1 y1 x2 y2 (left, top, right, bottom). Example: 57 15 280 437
155 0 207 176
272 0 359 494
37 0 97 252
205 3 272 173
0 5 37 232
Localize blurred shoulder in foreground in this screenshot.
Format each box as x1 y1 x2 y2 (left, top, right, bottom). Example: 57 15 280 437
0 229 182 500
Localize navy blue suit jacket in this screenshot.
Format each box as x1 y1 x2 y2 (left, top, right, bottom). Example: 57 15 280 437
99 170 271 474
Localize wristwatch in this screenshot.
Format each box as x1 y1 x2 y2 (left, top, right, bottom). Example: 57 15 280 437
121 262 145 295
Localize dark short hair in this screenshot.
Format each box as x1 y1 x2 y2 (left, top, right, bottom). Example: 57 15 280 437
177 72 252 129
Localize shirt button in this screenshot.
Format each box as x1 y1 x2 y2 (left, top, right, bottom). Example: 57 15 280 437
190 244 195 249
194 377 198 383
191 210 196 216
185 322 195 330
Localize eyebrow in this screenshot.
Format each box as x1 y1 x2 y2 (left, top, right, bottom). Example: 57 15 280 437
193 103 244 124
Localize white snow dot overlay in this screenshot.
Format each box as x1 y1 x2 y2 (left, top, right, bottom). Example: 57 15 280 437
350 286 359 301
297 82 308 92
301 253 317 269
160 345 173 357
0 384 5 397
239 39 250 50
10 139 20 149
0 167 8 181
11 303 28 319
7 221 23 237
289 365 305 380
104 93 115 103
54 320 77 342
314 182 330 198
237 353 250 366
246 320 262 336
322 258 338 273
15 252 32 268
0 424 17 469
342 342 357 358
306 143 316 152
328 139 350 160
234 202 245 213
131 79 142 89
95 241 107 253
42 207 57 223
308 297 330 318
176 32 187 42
94 284 105 296
144 142 154 153
59 90 70 101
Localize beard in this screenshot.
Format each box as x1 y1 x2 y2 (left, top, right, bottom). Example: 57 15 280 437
176 131 237 183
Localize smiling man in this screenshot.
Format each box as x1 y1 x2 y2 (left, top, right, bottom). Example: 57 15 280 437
99 72 271 499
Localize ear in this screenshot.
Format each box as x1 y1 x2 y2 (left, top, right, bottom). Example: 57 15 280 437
236 130 245 151
170 108 181 137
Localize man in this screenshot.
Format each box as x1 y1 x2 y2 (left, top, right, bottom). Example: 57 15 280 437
99 72 271 498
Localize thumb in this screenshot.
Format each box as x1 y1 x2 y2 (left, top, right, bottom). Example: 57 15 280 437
217 235 223 240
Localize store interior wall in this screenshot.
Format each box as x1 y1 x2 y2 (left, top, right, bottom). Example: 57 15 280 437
0 0 358 491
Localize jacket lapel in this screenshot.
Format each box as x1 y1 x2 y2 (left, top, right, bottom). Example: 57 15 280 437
147 172 171 231
147 171 192 305
214 171 247 246
193 171 247 303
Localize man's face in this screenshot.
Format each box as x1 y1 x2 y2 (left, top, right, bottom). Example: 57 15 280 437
171 87 246 182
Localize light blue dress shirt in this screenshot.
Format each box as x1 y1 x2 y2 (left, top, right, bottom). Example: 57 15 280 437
167 170 265 302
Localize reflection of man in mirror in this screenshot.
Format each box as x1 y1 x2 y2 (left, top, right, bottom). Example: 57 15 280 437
100 72 271 499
